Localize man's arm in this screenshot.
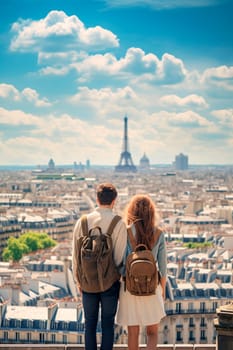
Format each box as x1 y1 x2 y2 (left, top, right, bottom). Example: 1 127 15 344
71 219 82 290
112 219 128 268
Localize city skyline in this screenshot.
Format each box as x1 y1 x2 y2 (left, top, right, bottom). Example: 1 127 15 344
0 0 232 166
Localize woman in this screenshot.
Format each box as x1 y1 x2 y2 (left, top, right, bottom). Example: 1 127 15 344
116 194 167 350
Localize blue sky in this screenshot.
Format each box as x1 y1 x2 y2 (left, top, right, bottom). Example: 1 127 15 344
0 0 232 166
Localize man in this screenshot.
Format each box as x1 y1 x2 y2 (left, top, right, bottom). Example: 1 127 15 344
72 183 127 350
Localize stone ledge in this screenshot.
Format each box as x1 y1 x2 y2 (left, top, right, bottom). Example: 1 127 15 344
0 344 216 350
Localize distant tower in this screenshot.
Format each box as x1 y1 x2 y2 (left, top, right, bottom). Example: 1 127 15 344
115 116 137 172
86 159 90 169
174 153 188 170
139 152 150 170
48 158 55 170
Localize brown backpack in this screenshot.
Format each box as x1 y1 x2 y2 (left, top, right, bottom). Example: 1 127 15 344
125 227 161 296
76 215 121 293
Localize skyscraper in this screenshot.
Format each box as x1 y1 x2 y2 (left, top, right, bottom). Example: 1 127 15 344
174 153 189 170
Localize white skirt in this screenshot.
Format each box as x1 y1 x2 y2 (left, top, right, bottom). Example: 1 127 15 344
116 281 166 326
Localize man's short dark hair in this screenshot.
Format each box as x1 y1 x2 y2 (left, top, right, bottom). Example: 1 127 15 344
96 183 117 205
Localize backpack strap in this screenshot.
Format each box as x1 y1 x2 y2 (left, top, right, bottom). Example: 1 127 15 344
127 226 137 251
81 215 88 236
127 226 162 251
81 215 121 237
151 227 162 249
107 215 122 236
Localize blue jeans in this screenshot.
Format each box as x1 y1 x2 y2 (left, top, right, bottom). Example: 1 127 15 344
82 280 120 350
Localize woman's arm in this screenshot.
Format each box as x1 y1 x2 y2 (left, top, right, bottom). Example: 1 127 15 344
157 232 167 299
160 276 166 300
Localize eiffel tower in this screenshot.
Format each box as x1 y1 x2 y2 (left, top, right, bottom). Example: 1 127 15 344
115 116 137 172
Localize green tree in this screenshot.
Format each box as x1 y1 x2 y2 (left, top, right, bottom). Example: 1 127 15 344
2 237 29 262
20 232 40 252
183 241 212 249
2 232 56 262
40 236 55 249
2 248 12 261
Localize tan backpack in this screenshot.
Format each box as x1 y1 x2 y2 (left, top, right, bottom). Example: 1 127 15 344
125 227 161 296
76 215 121 293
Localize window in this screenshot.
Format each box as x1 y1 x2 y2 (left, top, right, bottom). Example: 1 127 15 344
220 289 226 297
39 333 45 343
176 302 182 313
3 320 9 327
69 321 77 331
189 330 195 341
200 330 206 340
197 289 205 297
213 328 216 342
63 321 68 330
189 317 194 327
33 320 40 329
77 335 83 344
63 334 67 344
40 320 46 329
51 333 56 343
210 289 216 297
21 319 28 328
212 301 218 312
176 330 182 341
15 319 21 327
200 302 205 312
200 317 206 327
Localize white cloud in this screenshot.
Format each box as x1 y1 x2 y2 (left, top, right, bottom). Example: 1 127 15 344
72 52 118 77
0 107 41 126
211 109 233 124
171 110 211 126
103 0 222 9
157 53 186 84
68 86 141 123
202 65 233 91
38 51 81 65
10 10 119 52
0 83 51 107
69 86 137 106
82 50 187 85
22 88 51 107
0 108 123 165
0 84 20 101
39 66 70 76
118 48 159 74
154 110 212 127
160 94 208 109
45 48 187 86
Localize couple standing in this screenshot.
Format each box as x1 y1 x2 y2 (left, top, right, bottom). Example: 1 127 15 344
72 182 167 350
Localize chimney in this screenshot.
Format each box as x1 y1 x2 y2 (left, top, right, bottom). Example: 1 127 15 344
47 302 58 330
29 279 39 294
215 277 222 287
0 301 8 326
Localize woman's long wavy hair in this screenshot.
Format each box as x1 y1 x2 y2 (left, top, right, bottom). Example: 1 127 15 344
125 194 158 249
